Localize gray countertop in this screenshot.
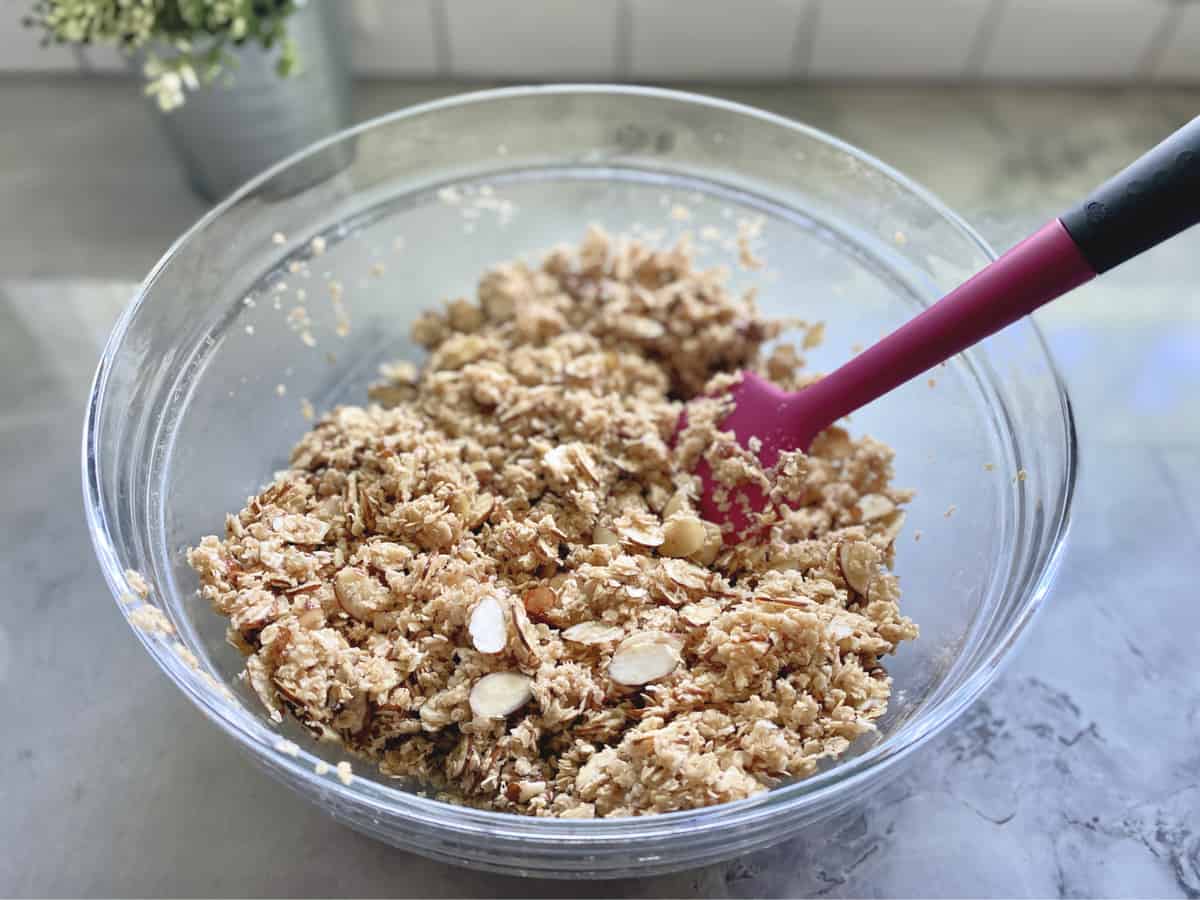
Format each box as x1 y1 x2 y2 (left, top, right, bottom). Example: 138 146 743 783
1 79 1198 898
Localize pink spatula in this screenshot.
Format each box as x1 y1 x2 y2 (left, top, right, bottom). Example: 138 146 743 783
689 116 1200 538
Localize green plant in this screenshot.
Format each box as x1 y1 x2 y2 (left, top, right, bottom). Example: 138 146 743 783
24 0 300 111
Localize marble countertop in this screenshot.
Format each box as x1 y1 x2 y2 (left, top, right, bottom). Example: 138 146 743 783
1 79 1198 898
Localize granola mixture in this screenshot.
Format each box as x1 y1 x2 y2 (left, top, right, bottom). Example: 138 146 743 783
187 228 917 818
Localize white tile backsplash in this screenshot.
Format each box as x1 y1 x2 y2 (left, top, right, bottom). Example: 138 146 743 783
348 0 439 76
979 0 1169 82
630 0 812 80
444 0 621 79
809 0 991 79
1154 3 1200 82
3 0 1199 84
1 0 79 71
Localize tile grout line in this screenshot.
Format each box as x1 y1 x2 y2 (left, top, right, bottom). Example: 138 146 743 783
1136 2 1184 82
615 0 634 83
791 0 821 79
430 0 452 79
964 0 1008 80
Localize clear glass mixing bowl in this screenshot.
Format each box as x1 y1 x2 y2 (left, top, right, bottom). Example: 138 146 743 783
83 86 1075 878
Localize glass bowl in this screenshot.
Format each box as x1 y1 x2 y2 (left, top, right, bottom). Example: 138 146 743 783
83 86 1075 878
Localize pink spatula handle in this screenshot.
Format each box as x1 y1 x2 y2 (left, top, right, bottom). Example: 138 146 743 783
790 220 1095 435
789 114 1200 443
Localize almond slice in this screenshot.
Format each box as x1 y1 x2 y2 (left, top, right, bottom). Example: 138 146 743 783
468 595 507 654
562 622 624 645
857 494 895 522
522 585 557 619
608 632 681 686
510 601 541 661
689 521 724 566
469 671 533 718
659 516 706 558
838 541 879 595
661 488 691 520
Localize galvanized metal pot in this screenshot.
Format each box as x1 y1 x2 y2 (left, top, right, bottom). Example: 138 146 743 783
140 1 352 202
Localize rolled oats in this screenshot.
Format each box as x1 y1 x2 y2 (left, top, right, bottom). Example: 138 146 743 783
187 228 917 818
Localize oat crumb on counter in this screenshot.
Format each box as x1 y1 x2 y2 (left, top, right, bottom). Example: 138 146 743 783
336 760 354 785
187 228 918 818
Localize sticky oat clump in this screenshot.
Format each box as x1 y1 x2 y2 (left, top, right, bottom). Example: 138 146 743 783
187 227 917 818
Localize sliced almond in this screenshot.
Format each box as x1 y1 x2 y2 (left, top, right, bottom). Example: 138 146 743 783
689 521 724 566
510 601 541 660
469 672 533 718
468 595 507 654
522 585 557 619
838 541 879 595
659 516 707 558
562 622 624 645
661 488 690 520
608 632 681 686
857 494 895 522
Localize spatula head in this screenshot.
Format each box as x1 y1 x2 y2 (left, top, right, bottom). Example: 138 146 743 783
680 371 822 542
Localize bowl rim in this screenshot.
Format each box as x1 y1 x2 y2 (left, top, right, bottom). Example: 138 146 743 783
82 83 1077 842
